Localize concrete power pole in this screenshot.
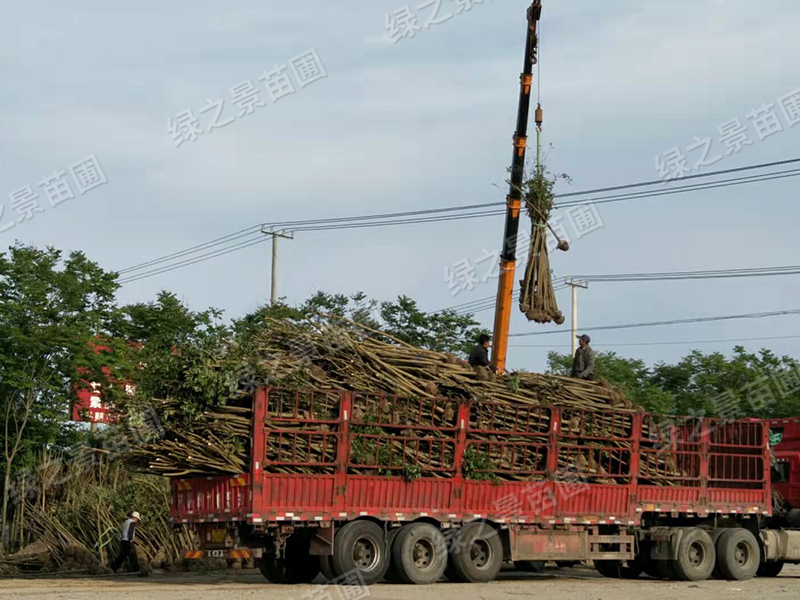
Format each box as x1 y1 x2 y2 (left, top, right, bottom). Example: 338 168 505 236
565 278 589 355
261 227 294 304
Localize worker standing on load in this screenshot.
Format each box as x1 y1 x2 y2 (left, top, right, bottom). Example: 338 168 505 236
469 334 496 381
572 334 596 380
469 334 492 368
111 511 146 576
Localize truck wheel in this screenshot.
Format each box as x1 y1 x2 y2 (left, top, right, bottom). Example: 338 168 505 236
319 554 336 581
383 527 404 583
715 529 760 581
643 559 678 580
673 528 716 582
391 522 448 585
258 536 320 584
449 522 503 583
594 560 642 579
757 560 784 577
332 520 389 585
258 553 319 584
514 560 545 573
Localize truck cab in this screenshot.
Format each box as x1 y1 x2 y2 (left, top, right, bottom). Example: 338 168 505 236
769 418 800 509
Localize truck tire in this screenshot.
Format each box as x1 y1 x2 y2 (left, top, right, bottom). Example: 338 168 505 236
332 520 389 585
319 554 336 581
514 560 545 573
257 554 319 584
258 535 320 584
673 528 716 582
593 560 642 579
757 560 784 578
643 559 678 580
391 522 448 585
383 526 404 583
449 522 503 583
715 529 760 581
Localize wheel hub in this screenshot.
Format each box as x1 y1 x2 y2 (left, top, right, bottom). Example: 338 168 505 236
353 536 379 571
470 539 491 569
413 539 435 571
688 541 705 566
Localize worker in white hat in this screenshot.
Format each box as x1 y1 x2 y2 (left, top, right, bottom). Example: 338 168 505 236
111 511 146 576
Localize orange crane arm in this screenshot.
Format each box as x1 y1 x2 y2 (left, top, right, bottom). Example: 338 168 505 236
491 1 542 374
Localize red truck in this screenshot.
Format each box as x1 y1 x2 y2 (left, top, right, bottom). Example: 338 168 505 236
769 417 800 513
170 387 800 583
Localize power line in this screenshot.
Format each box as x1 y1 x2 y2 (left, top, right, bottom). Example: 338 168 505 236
554 168 800 209
509 309 800 338
509 334 800 348
437 264 800 315
118 236 269 284
117 226 261 275
116 158 800 284
553 157 800 202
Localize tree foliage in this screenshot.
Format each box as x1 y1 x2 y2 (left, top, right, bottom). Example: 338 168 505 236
548 347 800 418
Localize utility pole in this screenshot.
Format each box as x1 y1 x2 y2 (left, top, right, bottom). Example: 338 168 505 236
565 278 588 355
261 227 294 305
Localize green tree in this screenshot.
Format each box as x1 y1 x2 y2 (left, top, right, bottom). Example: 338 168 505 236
548 350 675 414
0 244 120 556
380 295 489 355
115 291 235 420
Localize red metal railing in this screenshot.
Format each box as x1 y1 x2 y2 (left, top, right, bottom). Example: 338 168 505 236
170 388 772 523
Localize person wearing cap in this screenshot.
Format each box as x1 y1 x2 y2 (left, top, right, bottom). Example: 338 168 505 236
571 334 596 380
111 511 145 575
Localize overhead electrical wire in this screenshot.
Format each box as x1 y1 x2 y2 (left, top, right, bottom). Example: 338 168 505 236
509 334 800 348
508 309 800 338
435 264 800 315
116 158 800 284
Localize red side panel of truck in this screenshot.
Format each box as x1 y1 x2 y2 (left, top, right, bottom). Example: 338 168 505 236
769 417 800 509
171 388 771 525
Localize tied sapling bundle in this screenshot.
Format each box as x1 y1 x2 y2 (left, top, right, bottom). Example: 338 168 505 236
518 163 571 324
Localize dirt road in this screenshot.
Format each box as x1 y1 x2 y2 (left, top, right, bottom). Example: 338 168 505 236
1 565 798 600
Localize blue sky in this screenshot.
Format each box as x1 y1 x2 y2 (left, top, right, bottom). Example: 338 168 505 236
1 0 798 371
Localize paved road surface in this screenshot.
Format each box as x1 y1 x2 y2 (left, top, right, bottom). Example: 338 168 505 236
1 565 799 600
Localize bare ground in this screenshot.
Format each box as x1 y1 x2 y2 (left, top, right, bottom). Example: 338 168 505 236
1 564 798 600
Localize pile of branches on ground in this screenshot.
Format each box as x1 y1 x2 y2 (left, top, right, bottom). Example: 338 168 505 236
0 454 195 574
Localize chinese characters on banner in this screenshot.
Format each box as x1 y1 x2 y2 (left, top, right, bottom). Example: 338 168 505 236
71 381 126 424
168 49 327 147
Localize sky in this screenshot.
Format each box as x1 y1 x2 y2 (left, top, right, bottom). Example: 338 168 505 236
1 0 799 372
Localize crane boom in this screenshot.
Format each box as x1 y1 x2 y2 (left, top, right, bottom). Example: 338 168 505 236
491 1 542 373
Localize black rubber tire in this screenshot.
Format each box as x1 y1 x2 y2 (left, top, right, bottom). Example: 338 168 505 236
258 553 320 584
715 529 760 581
709 529 726 580
757 560 785 578
514 560 546 573
673 528 716 582
556 561 579 568
383 528 403 583
594 559 642 579
643 559 679 580
391 523 448 585
257 536 320 584
449 522 503 583
319 554 336 581
443 530 461 582
331 520 390 586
